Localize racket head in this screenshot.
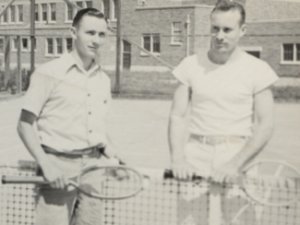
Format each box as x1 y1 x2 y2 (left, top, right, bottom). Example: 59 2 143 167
73 165 146 200
241 160 300 207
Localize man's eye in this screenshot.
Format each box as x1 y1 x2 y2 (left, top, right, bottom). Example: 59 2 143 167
223 28 232 33
212 27 219 32
87 31 96 35
99 32 106 37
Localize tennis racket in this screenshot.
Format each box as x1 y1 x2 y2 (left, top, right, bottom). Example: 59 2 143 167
165 160 300 207
2 165 150 200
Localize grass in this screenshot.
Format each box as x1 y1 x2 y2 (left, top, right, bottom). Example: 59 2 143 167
107 70 300 102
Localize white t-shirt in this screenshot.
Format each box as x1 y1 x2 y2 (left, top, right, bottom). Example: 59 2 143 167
173 48 279 136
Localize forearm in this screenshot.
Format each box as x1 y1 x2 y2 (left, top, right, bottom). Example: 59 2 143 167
168 115 187 164
231 121 274 171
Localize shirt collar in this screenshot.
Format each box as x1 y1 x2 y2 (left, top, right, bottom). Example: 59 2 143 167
63 52 101 75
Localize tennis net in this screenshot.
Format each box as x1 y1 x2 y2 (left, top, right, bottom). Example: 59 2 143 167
0 161 299 225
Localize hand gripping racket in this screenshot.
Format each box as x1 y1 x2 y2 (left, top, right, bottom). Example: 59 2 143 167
165 160 300 207
2 165 150 200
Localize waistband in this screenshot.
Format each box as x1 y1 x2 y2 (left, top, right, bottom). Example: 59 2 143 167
190 134 248 146
41 144 106 158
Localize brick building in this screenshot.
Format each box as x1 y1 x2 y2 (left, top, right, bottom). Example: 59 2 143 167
0 0 299 77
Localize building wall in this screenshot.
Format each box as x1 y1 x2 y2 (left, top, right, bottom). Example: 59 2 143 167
121 0 197 70
0 0 117 70
244 21 300 77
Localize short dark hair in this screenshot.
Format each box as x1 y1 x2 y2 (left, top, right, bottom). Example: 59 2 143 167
211 0 246 26
72 7 107 27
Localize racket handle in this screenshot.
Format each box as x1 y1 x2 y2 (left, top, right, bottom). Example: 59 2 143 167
2 175 46 184
163 169 204 181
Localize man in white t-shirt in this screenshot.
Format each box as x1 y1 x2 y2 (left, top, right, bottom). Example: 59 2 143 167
168 0 278 183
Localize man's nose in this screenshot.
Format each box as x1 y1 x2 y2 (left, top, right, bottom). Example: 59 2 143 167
216 30 225 40
92 36 102 46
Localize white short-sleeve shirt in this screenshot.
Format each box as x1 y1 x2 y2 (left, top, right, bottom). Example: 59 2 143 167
22 53 111 152
173 48 279 136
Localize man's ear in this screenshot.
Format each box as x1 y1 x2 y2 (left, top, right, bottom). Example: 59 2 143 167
240 24 246 38
70 26 77 39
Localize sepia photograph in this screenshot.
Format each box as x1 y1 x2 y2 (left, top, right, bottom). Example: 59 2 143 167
0 0 300 224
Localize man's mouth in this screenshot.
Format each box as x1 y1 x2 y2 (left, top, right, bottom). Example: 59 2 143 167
88 46 97 51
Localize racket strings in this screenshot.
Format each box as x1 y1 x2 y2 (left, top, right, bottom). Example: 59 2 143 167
77 167 144 199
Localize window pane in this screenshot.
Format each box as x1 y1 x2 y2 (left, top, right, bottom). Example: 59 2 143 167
22 38 28 50
42 3 47 21
66 38 73 51
3 11 8 22
50 3 56 21
103 0 110 18
172 22 182 43
57 38 63 54
47 38 54 54
67 4 73 21
296 44 300 61
86 1 93 8
0 39 4 52
11 5 16 22
143 35 151 51
153 34 160 53
283 44 293 61
35 4 39 21
18 5 23 22
76 1 83 8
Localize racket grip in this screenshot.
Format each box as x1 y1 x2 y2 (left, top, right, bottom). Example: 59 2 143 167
163 169 204 181
164 169 174 179
2 175 46 184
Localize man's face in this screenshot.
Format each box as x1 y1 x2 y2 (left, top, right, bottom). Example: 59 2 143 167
71 15 107 60
210 9 246 54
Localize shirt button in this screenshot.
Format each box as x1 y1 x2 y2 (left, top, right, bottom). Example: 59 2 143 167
88 111 92 115
89 130 93 133
87 93 91 97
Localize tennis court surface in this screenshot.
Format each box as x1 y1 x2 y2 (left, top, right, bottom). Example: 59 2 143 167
1 161 299 225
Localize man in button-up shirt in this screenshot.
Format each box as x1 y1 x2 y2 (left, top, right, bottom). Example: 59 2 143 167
17 8 113 225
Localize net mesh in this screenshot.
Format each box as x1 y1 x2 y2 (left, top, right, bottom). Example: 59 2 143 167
0 162 300 225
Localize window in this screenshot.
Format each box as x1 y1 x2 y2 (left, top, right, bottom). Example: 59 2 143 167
171 22 182 45
66 38 73 51
142 33 160 55
247 51 260 58
35 4 39 21
18 5 23 22
47 38 54 55
3 10 8 23
42 3 47 21
34 3 57 23
0 38 4 53
50 3 56 21
282 43 300 63
46 38 72 56
22 38 30 51
65 1 93 22
66 4 74 21
10 5 16 23
86 1 93 8
76 1 83 8
57 38 63 55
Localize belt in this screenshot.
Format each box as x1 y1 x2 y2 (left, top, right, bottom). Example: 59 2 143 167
41 144 106 158
190 134 247 145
